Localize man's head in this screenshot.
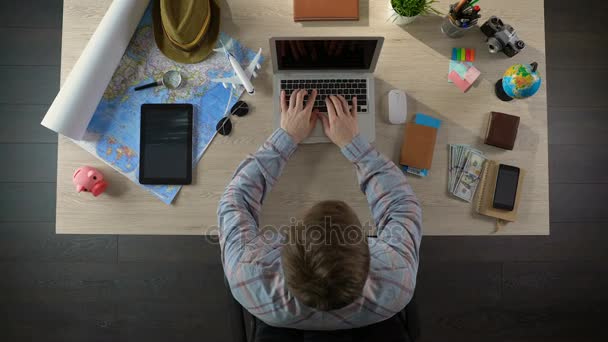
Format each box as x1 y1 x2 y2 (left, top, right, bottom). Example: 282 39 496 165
281 200 370 311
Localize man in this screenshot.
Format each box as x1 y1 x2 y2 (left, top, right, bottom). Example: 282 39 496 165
218 89 422 330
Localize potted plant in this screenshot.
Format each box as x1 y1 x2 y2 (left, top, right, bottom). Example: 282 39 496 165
390 0 440 25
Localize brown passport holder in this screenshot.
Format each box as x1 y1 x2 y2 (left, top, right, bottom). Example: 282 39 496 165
484 112 520 150
293 0 359 21
400 123 438 170
475 160 525 224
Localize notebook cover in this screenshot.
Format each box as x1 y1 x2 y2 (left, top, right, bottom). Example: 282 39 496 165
400 123 437 170
475 160 525 222
294 0 359 21
484 112 520 150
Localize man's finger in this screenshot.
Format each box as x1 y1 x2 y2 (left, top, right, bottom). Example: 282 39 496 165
310 109 319 128
280 90 287 113
305 89 318 111
289 89 299 109
329 96 344 117
311 109 320 123
338 95 349 114
296 89 307 111
326 97 338 122
351 96 358 117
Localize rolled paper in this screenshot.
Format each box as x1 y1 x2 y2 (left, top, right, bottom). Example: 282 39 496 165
41 0 150 140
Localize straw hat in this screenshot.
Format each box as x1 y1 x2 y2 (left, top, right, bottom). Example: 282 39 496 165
152 0 220 64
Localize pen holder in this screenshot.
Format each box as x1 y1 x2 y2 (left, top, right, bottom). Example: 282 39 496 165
441 14 474 38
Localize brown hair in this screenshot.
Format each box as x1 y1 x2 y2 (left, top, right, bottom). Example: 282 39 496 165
281 200 370 311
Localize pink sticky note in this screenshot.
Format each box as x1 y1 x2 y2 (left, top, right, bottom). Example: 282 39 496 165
464 66 481 84
448 70 472 92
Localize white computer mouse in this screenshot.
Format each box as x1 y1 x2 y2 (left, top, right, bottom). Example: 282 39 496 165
388 89 407 124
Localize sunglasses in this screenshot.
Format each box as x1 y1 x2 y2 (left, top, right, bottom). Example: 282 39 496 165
216 101 250 136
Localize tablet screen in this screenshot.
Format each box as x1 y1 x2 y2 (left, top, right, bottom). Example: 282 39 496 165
139 104 192 185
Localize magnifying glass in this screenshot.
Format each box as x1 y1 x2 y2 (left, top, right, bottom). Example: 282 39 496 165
134 70 183 91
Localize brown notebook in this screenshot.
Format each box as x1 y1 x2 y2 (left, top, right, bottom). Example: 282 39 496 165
400 123 438 170
475 160 525 223
484 112 520 150
294 0 359 21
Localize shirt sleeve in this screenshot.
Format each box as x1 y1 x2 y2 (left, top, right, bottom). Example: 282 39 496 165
217 128 297 279
341 134 423 270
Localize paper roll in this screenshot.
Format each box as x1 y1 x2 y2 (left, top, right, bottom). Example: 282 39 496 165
41 0 150 140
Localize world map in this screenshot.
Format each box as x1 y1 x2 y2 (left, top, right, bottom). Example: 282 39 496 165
75 6 262 204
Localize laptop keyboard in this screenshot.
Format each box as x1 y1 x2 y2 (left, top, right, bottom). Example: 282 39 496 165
280 79 368 113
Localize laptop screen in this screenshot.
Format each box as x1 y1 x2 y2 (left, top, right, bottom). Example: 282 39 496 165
274 39 378 71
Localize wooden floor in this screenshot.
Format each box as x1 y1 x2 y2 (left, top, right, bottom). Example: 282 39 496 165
1 0 607 341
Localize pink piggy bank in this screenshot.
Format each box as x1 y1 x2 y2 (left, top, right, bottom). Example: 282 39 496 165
72 166 108 197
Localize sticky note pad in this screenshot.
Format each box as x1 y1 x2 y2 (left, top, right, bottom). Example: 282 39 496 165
449 70 473 92
464 66 481 84
415 113 442 129
448 61 472 82
448 61 472 83
453 63 469 76
451 48 475 62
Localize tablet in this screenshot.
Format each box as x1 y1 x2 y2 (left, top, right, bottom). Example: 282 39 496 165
139 104 192 185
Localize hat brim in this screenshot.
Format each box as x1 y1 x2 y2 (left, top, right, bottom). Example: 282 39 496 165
153 0 221 64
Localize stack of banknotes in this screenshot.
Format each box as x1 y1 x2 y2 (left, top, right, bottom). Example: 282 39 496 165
448 144 487 202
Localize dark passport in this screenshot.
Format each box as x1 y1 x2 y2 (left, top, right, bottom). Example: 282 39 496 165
484 112 520 150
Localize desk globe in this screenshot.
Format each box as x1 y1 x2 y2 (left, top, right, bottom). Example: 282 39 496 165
495 62 541 101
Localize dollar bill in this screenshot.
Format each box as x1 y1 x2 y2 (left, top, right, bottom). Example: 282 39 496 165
448 144 486 201
453 151 486 202
448 145 454 192
448 144 471 192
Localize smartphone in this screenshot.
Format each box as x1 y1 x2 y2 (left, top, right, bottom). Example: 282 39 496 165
139 104 192 185
492 164 520 211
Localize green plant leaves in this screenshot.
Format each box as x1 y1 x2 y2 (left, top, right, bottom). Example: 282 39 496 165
391 0 441 17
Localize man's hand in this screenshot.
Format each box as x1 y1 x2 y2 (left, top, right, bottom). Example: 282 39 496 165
318 95 359 148
280 89 319 144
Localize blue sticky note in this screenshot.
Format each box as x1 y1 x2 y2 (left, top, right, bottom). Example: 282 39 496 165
415 113 442 129
452 61 469 77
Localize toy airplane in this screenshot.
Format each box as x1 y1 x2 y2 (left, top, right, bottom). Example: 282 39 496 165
212 39 262 95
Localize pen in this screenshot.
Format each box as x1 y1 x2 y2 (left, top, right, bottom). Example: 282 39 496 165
454 0 468 13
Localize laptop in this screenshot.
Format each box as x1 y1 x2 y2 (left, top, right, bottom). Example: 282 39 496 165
270 37 384 143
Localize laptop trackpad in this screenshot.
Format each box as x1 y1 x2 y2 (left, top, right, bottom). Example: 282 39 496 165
301 119 330 144
310 122 326 138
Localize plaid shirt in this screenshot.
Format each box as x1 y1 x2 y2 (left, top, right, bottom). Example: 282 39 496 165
218 128 422 330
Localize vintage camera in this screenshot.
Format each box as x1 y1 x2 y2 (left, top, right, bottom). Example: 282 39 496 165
480 16 525 57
